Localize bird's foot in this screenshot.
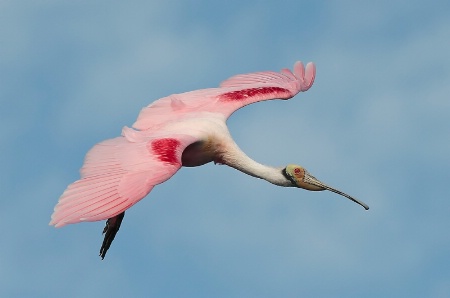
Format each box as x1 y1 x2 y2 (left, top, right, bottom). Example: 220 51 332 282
99 211 125 260
213 157 225 165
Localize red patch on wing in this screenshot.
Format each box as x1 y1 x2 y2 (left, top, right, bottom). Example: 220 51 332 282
150 138 181 165
219 87 291 102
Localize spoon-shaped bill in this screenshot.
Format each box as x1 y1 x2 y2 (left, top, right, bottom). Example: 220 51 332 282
304 171 369 210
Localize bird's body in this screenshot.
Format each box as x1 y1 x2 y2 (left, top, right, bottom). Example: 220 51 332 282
50 61 368 259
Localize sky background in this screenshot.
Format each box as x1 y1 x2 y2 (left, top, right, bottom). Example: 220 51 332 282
2 0 450 297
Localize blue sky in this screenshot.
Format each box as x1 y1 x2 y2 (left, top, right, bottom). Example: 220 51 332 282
2 0 450 297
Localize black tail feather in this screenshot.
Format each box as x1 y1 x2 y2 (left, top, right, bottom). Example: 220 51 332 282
99 212 125 260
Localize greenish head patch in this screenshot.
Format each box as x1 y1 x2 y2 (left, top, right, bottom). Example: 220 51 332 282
283 164 305 186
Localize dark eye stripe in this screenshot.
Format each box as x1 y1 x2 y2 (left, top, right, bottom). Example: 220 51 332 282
281 168 296 184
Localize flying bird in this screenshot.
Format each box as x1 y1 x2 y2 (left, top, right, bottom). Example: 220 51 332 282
50 61 369 259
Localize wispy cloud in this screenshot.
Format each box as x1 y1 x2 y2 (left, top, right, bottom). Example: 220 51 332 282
2 0 450 297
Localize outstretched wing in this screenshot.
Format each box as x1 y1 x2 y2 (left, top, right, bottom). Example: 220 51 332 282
50 60 315 227
133 61 315 130
50 130 198 227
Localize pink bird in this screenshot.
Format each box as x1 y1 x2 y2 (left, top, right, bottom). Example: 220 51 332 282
50 61 369 259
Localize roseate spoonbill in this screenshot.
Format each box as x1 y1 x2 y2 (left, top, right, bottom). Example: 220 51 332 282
50 61 369 259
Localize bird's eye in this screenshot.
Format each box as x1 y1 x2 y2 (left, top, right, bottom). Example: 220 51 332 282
294 168 301 174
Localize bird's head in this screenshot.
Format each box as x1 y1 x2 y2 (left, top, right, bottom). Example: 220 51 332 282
282 164 369 210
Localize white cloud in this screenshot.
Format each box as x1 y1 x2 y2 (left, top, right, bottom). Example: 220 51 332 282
3 0 450 296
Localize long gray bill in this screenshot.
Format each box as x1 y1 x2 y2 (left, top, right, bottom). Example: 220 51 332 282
304 172 369 210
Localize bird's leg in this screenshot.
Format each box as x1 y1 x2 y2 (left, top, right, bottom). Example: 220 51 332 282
213 156 225 165
99 211 125 260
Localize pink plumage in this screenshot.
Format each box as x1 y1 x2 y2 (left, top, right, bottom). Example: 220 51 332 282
51 133 197 227
50 61 315 227
49 61 341 259
131 61 315 130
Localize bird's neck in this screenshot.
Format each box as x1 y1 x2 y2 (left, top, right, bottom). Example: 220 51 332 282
218 141 291 187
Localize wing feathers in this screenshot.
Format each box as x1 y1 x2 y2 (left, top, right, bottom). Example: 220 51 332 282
221 61 316 92
219 71 292 88
132 61 315 130
294 61 316 91
51 60 316 227
50 133 196 227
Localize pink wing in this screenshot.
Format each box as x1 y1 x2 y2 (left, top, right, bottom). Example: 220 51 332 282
133 61 315 130
50 60 315 227
50 131 197 227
